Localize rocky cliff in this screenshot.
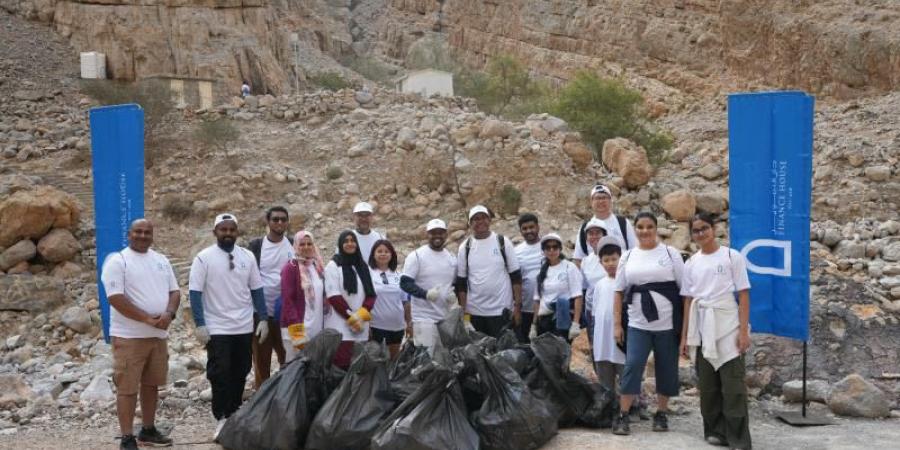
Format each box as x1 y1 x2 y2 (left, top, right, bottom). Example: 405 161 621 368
381 0 900 99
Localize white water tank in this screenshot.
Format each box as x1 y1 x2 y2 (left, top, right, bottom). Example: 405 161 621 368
80 52 107 79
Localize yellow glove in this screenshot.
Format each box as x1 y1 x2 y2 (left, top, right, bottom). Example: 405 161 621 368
347 307 371 333
287 323 307 349
463 313 471 324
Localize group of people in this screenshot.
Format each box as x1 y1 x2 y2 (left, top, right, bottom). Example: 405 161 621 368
101 183 753 450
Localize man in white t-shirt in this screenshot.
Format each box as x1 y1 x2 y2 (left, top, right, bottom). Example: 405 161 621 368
100 219 179 449
346 201 384 263
188 213 269 440
454 205 523 338
246 206 294 389
573 184 638 267
514 213 542 343
400 218 458 353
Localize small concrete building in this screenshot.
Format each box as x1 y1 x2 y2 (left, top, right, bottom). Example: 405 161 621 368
395 69 454 97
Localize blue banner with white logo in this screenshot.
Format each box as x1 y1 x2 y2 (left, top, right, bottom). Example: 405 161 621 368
728 91 814 341
90 104 145 342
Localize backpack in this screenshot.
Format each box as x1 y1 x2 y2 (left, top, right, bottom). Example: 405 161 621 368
248 236 294 268
578 215 629 255
463 233 509 277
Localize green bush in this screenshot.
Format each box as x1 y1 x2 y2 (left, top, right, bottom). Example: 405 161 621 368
309 72 352 91
498 185 522 215
194 118 239 152
456 55 551 118
550 71 673 165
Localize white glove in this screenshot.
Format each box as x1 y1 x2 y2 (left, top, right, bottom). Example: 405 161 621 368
195 326 210 346
255 320 269 343
446 291 458 306
568 322 581 340
529 324 538 340
426 287 441 302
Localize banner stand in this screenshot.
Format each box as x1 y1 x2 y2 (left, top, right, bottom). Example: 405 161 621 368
775 341 834 426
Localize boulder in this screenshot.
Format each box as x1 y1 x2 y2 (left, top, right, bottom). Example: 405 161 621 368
0 276 65 312
882 242 900 262
563 142 593 171
0 186 80 248
355 90 373 105
833 240 866 259
36 229 81 263
821 228 842 247
667 223 691 251
698 163 724 180
694 192 728 215
601 138 652 189
782 379 830 403
826 374 890 418
661 190 697 221
51 261 83 279
864 165 891 182
479 119 514 139
397 127 418 150
0 239 37 271
61 306 92 334
81 375 115 404
0 375 32 409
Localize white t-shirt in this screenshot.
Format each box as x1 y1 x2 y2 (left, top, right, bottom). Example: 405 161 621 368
403 245 457 323
456 232 520 316
681 247 751 300
101 248 179 339
614 244 684 331
573 214 638 259
189 245 263 335
534 260 583 316
369 268 407 331
324 260 369 341
592 277 626 364
580 253 606 311
514 241 542 313
259 236 294 316
353 229 385 264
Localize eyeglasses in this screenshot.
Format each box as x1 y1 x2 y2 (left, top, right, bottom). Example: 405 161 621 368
380 272 388 285
228 252 235 270
691 225 712 235
270 217 288 223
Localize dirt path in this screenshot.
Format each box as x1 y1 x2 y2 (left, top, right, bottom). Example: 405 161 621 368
2 395 897 449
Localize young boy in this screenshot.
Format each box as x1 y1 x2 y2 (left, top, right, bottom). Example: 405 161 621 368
592 236 627 391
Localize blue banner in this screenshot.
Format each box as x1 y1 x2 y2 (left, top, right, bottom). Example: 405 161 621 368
90 104 145 342
728 91 814 341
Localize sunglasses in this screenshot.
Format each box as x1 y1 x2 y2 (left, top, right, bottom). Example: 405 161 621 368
228 252 235 270
269 216 288 223
380 272 388 285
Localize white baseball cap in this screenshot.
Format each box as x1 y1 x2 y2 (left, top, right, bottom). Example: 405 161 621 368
426 219 447 231
468 205 490 222
596 236 623 253
539 233 563 246
353 201 374 214
591 184 613 198
584 217 608 232
214 213 238 228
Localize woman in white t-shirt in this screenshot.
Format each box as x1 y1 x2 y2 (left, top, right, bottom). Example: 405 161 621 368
612 212 685 436
528 233 584 343
367 240 408 360
679 212 752 449
324 230 377 369
279 231 325 362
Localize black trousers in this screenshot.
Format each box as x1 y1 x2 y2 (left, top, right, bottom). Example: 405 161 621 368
206 333 253 420
515 311 535 343
470 312 511 338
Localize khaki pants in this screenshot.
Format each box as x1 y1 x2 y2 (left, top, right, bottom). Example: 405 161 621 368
696 349 752 449
112 337 168 395
252 317 286 389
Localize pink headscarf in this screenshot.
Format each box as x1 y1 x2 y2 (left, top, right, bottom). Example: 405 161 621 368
294 231 325 276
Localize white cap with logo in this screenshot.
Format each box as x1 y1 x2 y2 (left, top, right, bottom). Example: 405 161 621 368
468 205 490 222
214 213 238 228
426 219 447 231
353 202 374 214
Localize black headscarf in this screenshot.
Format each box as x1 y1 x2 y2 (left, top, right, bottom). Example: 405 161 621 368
332 230 376 297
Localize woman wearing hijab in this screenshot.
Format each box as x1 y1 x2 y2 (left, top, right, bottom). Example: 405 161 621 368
324 230 377 369
680 212 752 449
279 231 325 362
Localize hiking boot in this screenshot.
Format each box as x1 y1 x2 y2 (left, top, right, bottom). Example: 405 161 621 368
706 435 727 446
652 410 669 432
612 412 631 435
629 403 651 421
137 426 173 447
120 434 138 450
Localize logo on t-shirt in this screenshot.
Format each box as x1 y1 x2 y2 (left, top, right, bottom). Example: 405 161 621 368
716 264 726 275
156 262 167 272
557 273 566 281
658 256 672 267
492 248 500 256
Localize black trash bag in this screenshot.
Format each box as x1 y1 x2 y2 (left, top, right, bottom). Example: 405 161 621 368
579 382 618 428
494 329 518 352
437 306 472 350
306 341 395 450
388 341 431 403
525 333 594 427
466 345 558 450
217 329 342 450
495 349 529 376
371 361 478 450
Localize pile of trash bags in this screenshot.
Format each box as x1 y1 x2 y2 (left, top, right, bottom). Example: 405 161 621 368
218 307 617 450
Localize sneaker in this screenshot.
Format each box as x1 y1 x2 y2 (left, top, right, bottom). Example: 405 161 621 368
213 418 226 442
120 434 138 450
652 410 669 432
137 426 173 447
612 412 631 435
629 403 651 421
706 435 727 446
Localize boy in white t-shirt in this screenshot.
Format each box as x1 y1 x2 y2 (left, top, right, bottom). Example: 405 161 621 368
591 236 626 392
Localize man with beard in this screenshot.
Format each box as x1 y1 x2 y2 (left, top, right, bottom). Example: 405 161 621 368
188 213 269 440
247 206 293 388
400 219 457 354
514 213 542 343
101 219 179 449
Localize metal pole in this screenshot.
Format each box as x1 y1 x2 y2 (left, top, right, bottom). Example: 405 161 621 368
802 341 808 417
